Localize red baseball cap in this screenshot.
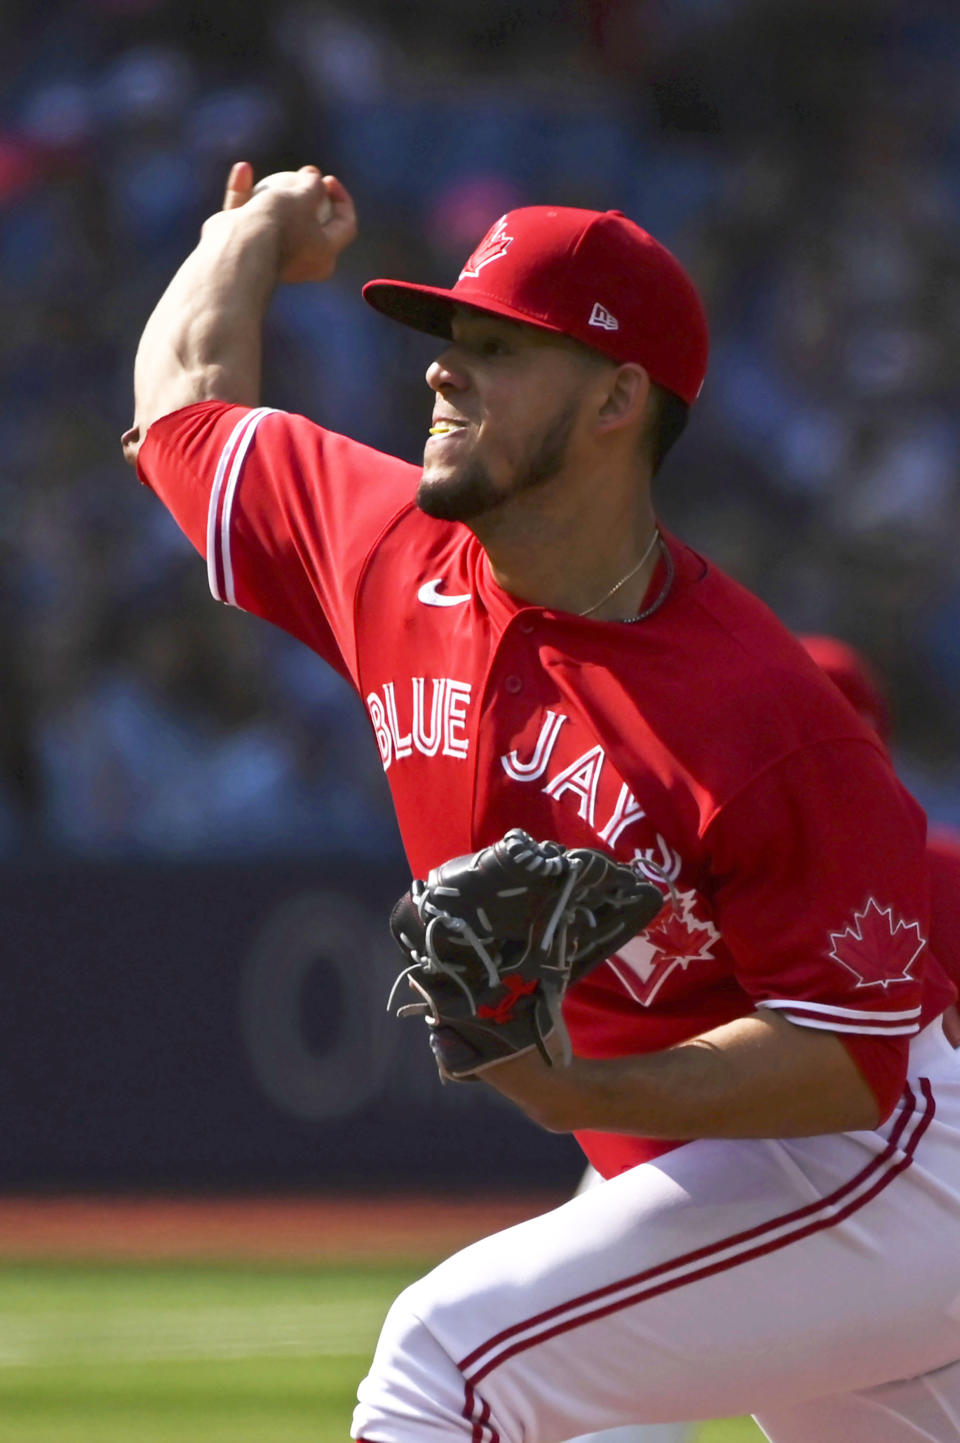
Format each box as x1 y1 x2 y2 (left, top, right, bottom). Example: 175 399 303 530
362 206 709 405
799 635 893 746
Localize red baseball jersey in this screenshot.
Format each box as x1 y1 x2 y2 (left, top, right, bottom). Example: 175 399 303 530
138 402 957 1177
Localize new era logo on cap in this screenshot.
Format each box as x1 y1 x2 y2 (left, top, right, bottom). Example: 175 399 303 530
589 302 619 331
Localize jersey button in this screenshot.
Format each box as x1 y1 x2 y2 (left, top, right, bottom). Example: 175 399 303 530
518 621 534 635
504 675 523 694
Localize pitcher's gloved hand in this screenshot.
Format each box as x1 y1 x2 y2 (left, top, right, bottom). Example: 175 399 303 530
388 829 665 1080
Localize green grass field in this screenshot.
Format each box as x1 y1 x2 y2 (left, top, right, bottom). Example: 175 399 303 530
0 1261 758 1442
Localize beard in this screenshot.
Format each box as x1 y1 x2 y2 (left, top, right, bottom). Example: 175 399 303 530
416 400 578 524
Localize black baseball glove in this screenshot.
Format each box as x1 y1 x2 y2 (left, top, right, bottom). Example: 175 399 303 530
388 828 665 1080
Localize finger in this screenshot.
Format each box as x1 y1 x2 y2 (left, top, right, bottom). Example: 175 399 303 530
323 174 351 205
222 161 254 211
321 175 358 242
303 168 334 220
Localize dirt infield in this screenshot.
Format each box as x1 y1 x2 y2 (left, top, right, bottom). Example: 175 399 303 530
0 1193 568 1262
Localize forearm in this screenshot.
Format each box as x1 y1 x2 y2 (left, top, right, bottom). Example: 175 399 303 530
485 1010 881 1138
130 208 280 438
122 164 355 466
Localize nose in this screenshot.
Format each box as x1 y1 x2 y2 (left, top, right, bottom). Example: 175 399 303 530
426 346 469 394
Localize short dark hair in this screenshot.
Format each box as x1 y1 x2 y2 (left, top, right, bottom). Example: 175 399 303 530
646 384 690 475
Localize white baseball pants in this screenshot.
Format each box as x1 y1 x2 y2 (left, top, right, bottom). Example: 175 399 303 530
354 1018 960 1443
564 1167 691 1443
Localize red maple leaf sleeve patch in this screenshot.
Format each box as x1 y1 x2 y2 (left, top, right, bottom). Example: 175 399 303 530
828 899 925 989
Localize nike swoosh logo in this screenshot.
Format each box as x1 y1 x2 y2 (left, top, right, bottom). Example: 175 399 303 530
417 578 472 607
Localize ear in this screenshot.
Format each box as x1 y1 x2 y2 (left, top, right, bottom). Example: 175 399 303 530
594 363 651 439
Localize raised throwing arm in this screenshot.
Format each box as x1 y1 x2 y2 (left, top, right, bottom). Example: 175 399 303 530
121 163 357 466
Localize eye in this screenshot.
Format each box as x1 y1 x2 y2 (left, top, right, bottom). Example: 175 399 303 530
478 336 511 357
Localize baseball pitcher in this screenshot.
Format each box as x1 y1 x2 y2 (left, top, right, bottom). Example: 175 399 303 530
122 162 960 1442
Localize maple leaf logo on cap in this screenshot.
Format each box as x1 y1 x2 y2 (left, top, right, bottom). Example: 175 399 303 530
828 898 925 989
459 216 514 280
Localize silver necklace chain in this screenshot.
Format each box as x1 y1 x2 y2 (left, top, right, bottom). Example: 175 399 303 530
578 527 664 620
622 536 674 624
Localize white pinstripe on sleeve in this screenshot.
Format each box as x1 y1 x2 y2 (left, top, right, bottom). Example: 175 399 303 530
206 407 276 605
758 997 922 1035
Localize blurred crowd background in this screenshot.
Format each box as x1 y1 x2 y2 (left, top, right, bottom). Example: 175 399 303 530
4 0 960 861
